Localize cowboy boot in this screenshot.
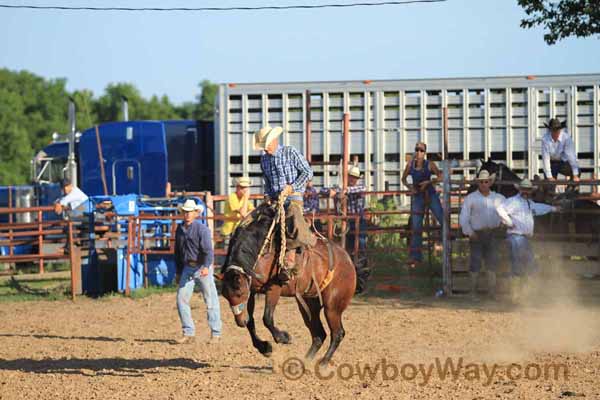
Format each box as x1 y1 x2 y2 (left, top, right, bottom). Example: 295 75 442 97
470 272 479 301
487 271 497 300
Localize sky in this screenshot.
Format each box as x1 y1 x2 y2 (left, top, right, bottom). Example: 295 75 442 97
1 0 599 104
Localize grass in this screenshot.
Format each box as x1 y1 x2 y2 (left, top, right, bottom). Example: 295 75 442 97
0 277 72 302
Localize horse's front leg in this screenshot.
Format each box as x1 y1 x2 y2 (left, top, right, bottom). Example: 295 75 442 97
263 285 292 344
246 292 273 356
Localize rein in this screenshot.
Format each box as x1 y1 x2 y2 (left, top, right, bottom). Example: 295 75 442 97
226 193 290 314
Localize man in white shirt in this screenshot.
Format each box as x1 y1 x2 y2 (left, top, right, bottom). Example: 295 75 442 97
496 179 560 302
541 118 580 182
54 178 89 216
459 170 506 300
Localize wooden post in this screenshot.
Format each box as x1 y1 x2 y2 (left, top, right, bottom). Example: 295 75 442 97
206 191 215 248
341 113 350 248
37 210 44 274
68 221 77 300
442 159 452 295
443 106 449 160
8 187 13 257
305 90 312 163
353 215 360 264
125 217 132 296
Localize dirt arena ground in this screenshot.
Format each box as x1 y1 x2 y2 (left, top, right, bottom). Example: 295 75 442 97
1 289 600 400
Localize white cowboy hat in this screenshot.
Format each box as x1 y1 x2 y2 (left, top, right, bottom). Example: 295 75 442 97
235 176 251 187
476 170 496 181
179 199 203 212
514 178 535 190
348 166 362 178
253 126 283 151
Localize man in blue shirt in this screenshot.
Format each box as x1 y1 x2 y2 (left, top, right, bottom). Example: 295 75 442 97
175 199 222 344
255 126 316 282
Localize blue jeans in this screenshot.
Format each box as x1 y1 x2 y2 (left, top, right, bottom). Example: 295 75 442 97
177 265 222 337
507 234 538 277
409 193 444 261
469 230 500 272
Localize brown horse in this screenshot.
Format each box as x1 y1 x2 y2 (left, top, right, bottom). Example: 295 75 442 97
219 203 356 365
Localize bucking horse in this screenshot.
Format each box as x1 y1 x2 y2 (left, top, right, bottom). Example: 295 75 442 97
219 198 357 365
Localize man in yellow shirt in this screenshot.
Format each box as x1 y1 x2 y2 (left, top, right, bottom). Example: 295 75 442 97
221 177 254 246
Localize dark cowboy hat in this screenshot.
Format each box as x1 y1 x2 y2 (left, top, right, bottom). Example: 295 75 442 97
543 118 566 131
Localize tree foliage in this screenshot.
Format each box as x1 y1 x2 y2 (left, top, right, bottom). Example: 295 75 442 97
518 0 600 45
0 68 217 185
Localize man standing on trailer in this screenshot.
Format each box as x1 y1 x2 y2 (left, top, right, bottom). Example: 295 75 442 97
496 179 560 303
541 118 580 182
175 199 222 344
255 125 316 283
459 170 505 300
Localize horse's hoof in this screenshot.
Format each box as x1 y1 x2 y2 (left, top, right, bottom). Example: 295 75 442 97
259 341 273 357
275 331 292 345
318 358 334 368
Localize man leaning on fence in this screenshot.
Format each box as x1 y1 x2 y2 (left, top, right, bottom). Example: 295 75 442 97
221 176 254 247
175 199 222 344
330 166 368 253
459 170 506 300
496 179 560 304
54 178 88 217
255 125 316 283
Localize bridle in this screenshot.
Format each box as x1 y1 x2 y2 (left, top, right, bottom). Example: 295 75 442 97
226 265 252 316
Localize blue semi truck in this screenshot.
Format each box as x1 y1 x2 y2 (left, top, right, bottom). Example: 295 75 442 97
1 100 215 294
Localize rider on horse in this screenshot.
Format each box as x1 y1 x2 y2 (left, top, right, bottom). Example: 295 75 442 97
254 125 317 282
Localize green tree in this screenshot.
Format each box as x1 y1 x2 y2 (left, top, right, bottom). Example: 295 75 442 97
194 80 218 121
0 89 32 184
0 68 218 185
518 0 600 44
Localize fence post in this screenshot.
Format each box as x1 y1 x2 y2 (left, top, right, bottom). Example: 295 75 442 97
68 221 76 301
442 159 452 295
206 191 215 248
125 217 132 297
37 210 44 274
341 113 350 248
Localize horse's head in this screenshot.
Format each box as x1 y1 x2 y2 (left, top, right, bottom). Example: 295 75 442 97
221 203 277 327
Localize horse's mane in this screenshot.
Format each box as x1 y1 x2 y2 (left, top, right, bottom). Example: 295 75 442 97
222 203 277 275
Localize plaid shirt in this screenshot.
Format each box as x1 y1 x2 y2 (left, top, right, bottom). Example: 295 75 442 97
261 145 313 199
303 186 330 213
332 184 366 215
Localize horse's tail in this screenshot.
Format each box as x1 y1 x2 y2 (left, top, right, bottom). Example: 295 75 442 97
354 254 371 294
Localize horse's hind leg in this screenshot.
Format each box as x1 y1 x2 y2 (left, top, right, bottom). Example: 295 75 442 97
247 292 273 357
296 297 326 360
319 306 346 366
263 285 292 344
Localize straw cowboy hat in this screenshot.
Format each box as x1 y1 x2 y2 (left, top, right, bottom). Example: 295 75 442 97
253 126 283 150
514 178 535 191
235 176 251 187
476 170 496 181
348 166 362 178
179 199 203 212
